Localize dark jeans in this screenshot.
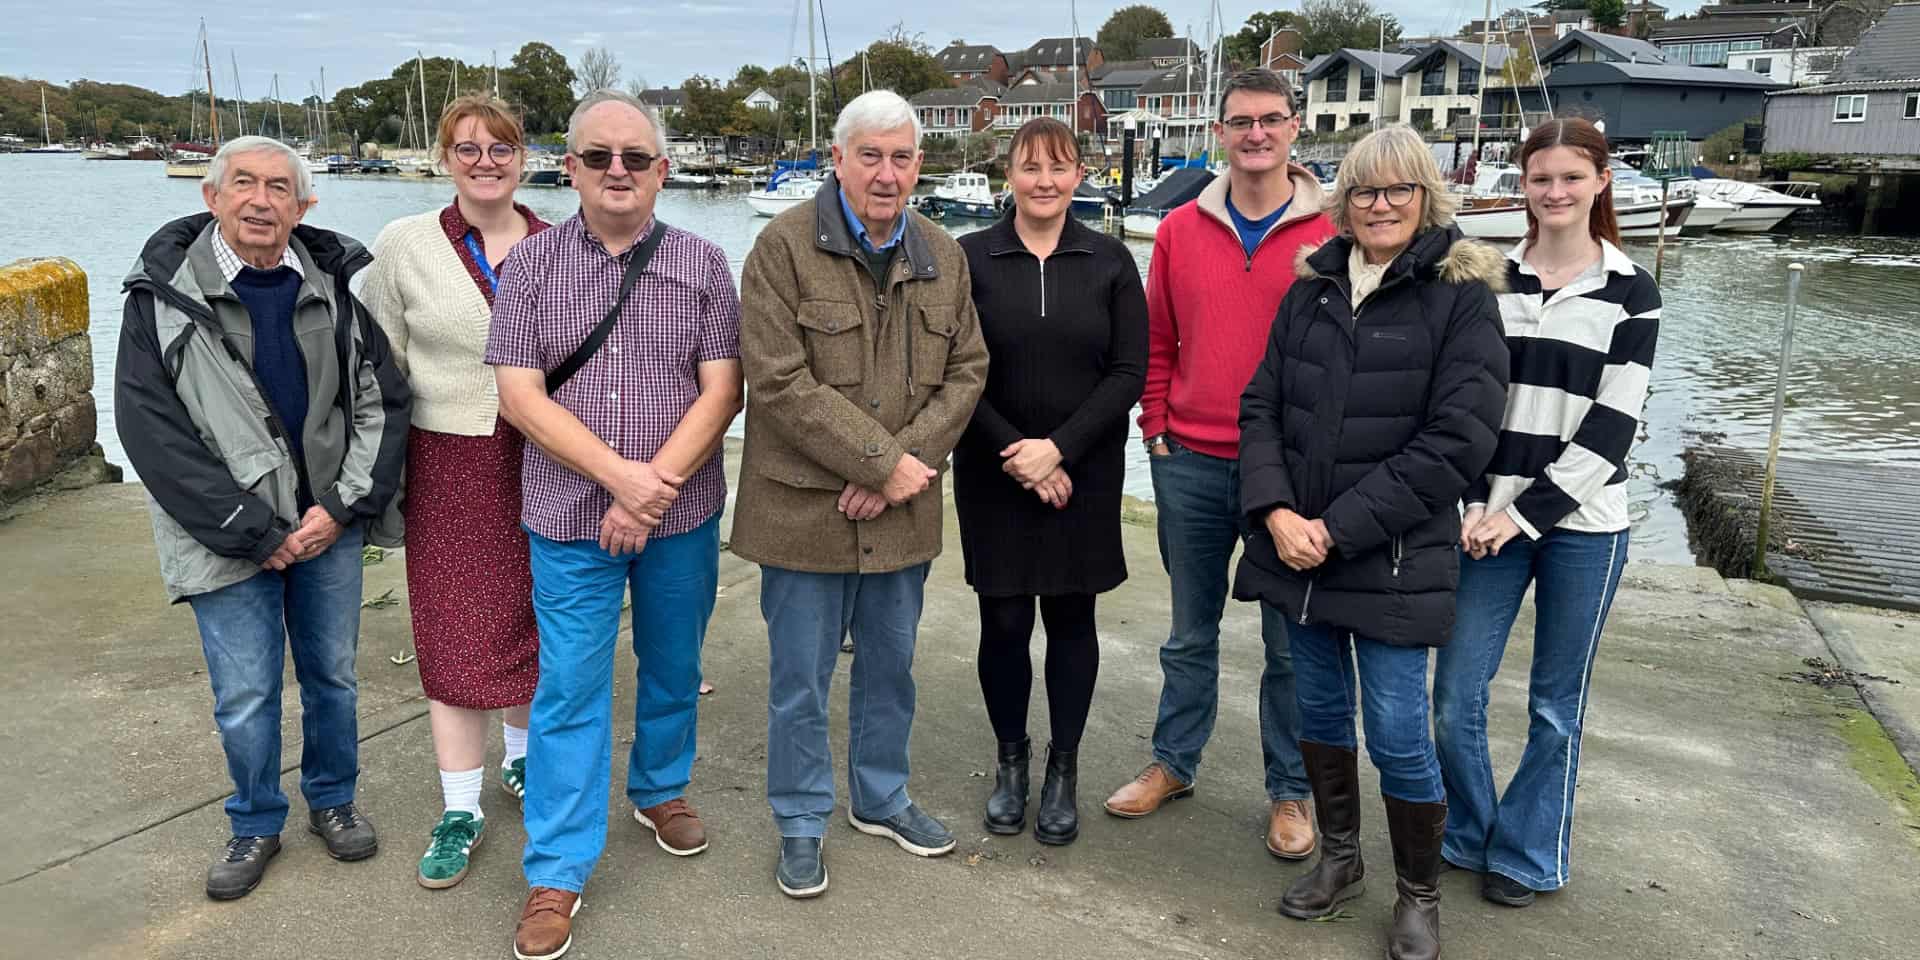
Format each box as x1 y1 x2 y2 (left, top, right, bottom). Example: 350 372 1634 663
1287 618 1444 804
1433 527 1630 891
977 593 1099 752
1147 442 1307 801
186 526 365 838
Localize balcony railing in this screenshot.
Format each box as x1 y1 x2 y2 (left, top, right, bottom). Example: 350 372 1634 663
1450 110 1553 136
1420 83 1449 97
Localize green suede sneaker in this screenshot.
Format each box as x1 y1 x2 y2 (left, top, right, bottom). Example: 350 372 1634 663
417 811 484 889
501 758 526 803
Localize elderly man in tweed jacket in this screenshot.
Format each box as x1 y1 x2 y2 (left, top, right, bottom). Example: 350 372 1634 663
733 90 988 900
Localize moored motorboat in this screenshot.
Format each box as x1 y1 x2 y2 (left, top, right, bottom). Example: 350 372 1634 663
917 172 999 220
744 171 823 217
1697 179 1822 233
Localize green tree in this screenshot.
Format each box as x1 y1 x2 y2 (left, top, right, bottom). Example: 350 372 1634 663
1097 5 1175 61
505 42 577 134
835 26 949 99
729 64 771 94
674 75 752 136
1224 10 1304 67
1589 0 1627 30
1299 0 1403 58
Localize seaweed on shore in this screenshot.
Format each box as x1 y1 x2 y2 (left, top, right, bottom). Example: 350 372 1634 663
1675 447 1826 582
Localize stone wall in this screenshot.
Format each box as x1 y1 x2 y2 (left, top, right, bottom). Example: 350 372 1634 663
0 257 119 503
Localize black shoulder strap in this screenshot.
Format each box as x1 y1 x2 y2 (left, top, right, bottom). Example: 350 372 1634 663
546 221 669 394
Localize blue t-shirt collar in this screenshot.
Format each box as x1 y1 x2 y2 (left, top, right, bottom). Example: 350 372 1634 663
838 188 907 253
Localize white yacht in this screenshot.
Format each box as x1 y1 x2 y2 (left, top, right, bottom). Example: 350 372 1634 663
1696 179 1823 233
744 172 823 217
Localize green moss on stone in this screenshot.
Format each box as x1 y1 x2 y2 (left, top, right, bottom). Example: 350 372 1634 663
1834 707 1920 846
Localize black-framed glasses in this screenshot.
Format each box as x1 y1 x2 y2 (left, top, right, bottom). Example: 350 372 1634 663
1347 182 1419 208
1223 112 1295 133
452 141 519 164
574 148 659 172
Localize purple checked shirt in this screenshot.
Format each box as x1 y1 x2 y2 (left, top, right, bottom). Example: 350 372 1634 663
484 213 741 542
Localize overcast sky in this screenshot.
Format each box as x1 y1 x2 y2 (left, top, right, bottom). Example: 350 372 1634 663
6 0 1704 95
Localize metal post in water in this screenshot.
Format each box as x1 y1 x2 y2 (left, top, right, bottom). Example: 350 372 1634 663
1753 262 1804 578
1654 178 1670 285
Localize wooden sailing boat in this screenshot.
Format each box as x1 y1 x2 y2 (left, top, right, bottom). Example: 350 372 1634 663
166 22 221 178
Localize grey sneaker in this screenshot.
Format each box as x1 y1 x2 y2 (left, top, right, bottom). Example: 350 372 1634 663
776 836 828 898
307 802 379 861
848 803 955 857
206 834 281 900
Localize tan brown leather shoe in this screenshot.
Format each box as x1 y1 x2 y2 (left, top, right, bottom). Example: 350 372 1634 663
1267 798 1317 860
1103 761 1194 818
513 887 581 960
635 797 709 856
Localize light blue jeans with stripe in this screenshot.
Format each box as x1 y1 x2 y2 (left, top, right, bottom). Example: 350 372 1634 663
1432 526 1630 892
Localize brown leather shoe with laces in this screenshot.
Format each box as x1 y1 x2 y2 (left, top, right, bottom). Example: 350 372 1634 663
1267 798 1318 860
635 797 709 856
1103 761 1194 818
513 887 581 960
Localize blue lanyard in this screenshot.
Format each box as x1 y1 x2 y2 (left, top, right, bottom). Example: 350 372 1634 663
462 232 498 293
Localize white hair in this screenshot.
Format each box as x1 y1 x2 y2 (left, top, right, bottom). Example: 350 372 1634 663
833 90 921 150
567 89 666 154
204 135 313 204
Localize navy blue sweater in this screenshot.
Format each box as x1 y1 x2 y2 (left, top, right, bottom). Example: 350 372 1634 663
230 266 310 492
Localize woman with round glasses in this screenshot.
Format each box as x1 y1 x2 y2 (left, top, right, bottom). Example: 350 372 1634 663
1234 125 1509 960
361 93 550 890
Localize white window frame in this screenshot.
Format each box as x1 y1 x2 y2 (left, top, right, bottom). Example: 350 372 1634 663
1906 92 1919 120
1833 94 1867 123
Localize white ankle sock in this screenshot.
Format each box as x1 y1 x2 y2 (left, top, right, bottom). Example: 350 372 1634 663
502 722 528 765
441 767 484 819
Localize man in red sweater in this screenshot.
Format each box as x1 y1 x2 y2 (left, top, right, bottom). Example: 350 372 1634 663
1104 69 1337 862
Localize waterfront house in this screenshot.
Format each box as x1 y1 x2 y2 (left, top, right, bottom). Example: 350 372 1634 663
742 87 778 111
1140 37 1204 67
1729 44 1852 84
1762 2 1920 163
910 84 998 138
1134 62 1227 150
1301 49 1414 133
1006 36 1102 85
937 43 1010 85
635 87 687 124
991 80 1105 135
1397 40 1516 133
1538 29 1671 68
1650 16 1808 67
1260 28 1310 90
1544 60 1785 139
1090 60 1165 114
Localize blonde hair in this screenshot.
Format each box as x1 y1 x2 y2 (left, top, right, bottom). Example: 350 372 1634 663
1328 125 1457 236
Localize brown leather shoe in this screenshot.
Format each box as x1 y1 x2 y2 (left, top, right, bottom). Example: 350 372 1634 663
1103 761 1194 819
635 797 709 856
513 887 581 960
1267 798 1317 860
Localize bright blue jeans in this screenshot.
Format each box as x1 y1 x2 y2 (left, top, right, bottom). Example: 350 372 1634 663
1147 443 1307 801
1286 618 1444 804
521 514 719 894
762 563 929 838
1433 527 1630 891
186 525 365 838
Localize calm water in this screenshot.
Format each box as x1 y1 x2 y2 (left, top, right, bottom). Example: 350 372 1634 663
5 153 1919 564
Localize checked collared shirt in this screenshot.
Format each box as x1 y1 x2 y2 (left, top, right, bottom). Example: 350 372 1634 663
484 212 741 542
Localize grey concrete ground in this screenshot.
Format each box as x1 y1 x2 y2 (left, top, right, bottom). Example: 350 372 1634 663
3 458 1918 960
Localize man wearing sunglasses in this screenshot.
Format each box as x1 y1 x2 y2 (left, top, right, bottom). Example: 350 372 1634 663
487 89 743 960
1106 69 1338 864
733 89 988 899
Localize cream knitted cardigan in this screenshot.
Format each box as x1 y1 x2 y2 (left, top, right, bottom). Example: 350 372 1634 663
362 209 505 436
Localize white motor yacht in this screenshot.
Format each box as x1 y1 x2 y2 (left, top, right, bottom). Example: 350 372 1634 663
1696 179 1822 233
745 172 823 217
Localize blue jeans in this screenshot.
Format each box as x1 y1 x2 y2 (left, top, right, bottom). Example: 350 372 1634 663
186 525 365 838
762 563 929 838
1286 619 1444 804
1433 527 1629 891
521 515 719 894
1147 444 1307 801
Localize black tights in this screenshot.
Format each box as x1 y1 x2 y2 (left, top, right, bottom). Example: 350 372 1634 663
976 593 1099 753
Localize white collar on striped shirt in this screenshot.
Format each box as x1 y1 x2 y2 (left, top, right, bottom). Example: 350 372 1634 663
1506 237 1636 279
210 225 305 282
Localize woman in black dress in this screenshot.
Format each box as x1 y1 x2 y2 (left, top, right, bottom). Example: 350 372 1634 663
955 117 1148 845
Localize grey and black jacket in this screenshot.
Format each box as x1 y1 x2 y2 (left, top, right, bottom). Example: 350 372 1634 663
115 213 410 601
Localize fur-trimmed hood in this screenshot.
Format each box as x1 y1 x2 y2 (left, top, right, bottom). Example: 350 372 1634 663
1292 226 1509 294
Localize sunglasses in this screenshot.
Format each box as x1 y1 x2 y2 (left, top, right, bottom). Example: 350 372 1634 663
453 141 519 164
574 148 660 172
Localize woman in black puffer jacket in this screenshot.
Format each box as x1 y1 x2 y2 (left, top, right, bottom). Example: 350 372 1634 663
1233 125 1510 960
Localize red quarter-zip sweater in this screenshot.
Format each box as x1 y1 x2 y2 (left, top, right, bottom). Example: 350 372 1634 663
1138 165 1337 459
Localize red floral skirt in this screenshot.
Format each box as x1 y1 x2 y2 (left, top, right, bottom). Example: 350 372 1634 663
402 419 539 709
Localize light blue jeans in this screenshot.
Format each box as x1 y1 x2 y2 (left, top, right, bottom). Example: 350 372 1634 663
520 515 719 894
186 525 365 838
762 563 929 838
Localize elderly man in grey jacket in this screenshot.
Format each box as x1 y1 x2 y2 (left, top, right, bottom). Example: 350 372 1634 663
114 135 410 901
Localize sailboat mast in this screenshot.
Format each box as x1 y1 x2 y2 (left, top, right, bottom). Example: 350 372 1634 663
274 74 285 140
1471 0 1493 160
1071 0 1080 135
231 50 247 136
41 85 51 146
318 67 329 153
205 23 221 146
418 53 431 153
807 0 818 154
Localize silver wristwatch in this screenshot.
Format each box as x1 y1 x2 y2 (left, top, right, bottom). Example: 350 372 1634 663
1144 433 1169 453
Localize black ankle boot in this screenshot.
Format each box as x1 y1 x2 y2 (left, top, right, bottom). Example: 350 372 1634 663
1279 741 1366 919
1033 744 1079 845
1382 795 1447 960
984 737 1030 834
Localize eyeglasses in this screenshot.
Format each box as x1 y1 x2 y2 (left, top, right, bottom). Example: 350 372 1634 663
1223 113 1295 133
452 141 519 164
1347 182 1419 208
574 148 659 172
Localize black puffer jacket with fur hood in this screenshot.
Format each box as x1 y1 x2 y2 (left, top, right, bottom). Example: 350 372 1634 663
1232 225 1510 647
